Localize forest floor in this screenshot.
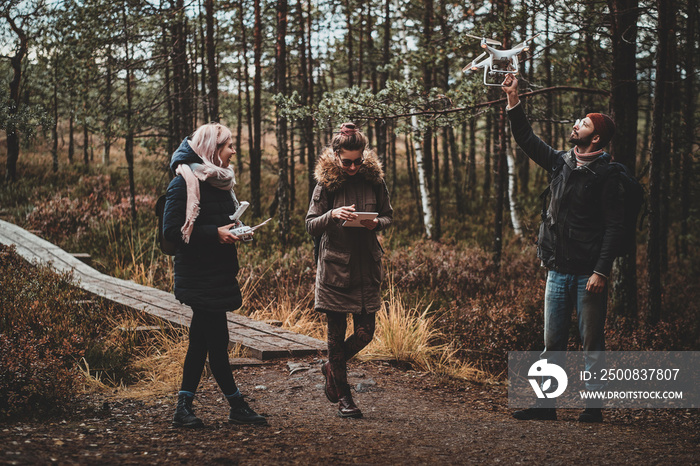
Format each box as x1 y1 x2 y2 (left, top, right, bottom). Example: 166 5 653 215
1 357 698 465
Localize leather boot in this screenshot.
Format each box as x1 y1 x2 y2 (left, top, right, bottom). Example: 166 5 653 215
228 396 267 425
172 393 204 428
321 362 339 403
337 383 362 418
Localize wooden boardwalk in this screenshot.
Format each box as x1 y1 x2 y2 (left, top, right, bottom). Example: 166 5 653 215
0 219 326 360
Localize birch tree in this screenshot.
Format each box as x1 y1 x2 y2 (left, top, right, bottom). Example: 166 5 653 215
394 0 432 237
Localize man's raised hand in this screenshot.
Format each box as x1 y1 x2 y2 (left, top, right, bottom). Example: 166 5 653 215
502 75 520 108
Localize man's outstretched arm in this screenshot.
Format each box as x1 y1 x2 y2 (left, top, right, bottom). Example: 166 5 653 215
502 75 563 171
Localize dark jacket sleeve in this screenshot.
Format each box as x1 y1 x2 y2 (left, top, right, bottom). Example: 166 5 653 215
305 184 336 237
373 180 393 232
507 103 566 171
163 176 218 247
594 174 626 277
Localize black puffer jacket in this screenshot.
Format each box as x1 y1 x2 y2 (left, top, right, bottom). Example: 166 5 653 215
162 138 242 312
508 104 625 277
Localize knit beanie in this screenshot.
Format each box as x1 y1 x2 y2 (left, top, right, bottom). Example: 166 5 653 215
586 113 616 148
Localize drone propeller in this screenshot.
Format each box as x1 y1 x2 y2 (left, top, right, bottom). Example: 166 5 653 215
462 52 488 72
513 33 541 51
465 33 501 46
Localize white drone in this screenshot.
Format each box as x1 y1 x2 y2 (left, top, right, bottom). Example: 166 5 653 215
462 33 540 86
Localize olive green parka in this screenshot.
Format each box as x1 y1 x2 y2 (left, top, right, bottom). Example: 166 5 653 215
305 149 393 313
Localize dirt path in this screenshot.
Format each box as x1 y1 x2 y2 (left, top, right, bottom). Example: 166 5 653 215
2 358 697 465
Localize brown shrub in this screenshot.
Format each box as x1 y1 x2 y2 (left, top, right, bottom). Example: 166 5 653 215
0 245 125 419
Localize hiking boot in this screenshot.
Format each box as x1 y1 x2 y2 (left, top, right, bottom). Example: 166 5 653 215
322 362 339 403
337 384 362 419
172 393 204 428
228 396 267 425
512 407 557 421
578 408 603 423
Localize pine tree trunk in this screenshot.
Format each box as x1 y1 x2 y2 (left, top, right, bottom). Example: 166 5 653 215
483 112 492 201
123 4 137 223
680 1 695 257
296 0 308 166
373 0 391 165
659 6 677 273
358 0 364 88
289 124 296 209
83 70 90 166
103 44 113 166
251 0 263 217
198 0 209 123
205 0 219 121
432 134 441 240
161 21 176 158
275 0 290 244
468 118 477 196
305 4 316 200
83 119 89 166
5 22 27 182
543 4 553 146
608 0 640 321
236 57 243 174
238 0 253 172
51 58 59 173
68 110 74 164
344 0 353 87
448 127 467 217
493 107 507 267
647 0 672 325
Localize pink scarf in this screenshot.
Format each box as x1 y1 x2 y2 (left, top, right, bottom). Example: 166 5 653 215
574 147 604 167
175 162 238 244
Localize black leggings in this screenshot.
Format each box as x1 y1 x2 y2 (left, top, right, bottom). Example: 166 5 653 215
326 310 376 388
180 310 238 396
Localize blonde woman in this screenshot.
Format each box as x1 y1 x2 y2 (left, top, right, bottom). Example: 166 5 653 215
305 122 393 418
163 123 266 427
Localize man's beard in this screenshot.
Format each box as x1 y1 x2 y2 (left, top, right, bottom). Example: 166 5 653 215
569 131 595 148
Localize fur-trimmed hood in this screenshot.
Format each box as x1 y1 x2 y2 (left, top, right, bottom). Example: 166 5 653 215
314 148 385 192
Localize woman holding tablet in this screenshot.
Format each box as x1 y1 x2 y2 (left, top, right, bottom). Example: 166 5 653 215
305 122 393 418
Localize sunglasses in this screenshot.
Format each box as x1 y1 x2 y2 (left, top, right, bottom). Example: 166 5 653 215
338 157 364 167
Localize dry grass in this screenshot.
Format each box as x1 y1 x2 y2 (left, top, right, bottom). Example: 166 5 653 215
78 314 246 399
78 268 488 399
245 288 326 341
106 220 173 289
360 287 486 383
125 321 247 399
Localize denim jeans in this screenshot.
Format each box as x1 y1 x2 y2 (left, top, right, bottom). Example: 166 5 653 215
541 270 607 392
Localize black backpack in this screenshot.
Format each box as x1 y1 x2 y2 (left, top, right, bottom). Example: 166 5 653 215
155 195 177 255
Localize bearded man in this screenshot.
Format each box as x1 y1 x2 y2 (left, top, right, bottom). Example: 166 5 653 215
502 74 625 423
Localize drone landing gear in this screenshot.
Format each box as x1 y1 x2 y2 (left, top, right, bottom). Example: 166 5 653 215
484 70 517 87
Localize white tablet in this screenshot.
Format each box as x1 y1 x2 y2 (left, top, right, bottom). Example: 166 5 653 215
342 212 378 227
